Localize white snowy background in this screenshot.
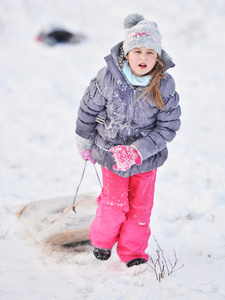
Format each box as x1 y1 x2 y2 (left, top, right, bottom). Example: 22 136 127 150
0 0 225 299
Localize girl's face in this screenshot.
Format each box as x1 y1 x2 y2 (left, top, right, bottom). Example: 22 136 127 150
126 47 157 76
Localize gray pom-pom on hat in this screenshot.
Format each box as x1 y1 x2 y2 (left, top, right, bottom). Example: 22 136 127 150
123 13 162 56
123 13 144 29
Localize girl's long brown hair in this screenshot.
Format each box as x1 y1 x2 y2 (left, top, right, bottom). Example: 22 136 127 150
141 55 166 110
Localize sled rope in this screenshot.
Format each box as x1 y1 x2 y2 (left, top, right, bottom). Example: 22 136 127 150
93 164 102 189
72 160 102 213
72 160 87 212
44 160 101 230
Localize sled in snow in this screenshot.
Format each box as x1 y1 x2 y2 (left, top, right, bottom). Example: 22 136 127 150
15 193 97 245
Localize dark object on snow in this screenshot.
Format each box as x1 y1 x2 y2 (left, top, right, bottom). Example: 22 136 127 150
36 28 86 46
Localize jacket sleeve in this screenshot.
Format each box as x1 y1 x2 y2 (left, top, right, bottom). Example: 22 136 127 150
75 69 108 140
132 74 181 160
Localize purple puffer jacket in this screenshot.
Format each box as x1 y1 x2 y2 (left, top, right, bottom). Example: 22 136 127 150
76 42 181 178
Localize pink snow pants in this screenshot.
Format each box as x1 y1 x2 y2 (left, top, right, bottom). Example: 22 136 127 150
89 167 157 263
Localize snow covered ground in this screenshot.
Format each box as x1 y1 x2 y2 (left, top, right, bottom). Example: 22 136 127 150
0 0 225 299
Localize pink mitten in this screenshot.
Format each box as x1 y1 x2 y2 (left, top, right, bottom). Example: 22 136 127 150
110 145 142 171
78 148 96 164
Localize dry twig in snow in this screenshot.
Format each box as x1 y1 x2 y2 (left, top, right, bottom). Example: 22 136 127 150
147 236 184 282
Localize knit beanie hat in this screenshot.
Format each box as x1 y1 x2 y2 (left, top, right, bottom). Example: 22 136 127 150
123 13 162 56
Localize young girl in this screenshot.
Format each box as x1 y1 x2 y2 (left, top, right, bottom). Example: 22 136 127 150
75 13 181 267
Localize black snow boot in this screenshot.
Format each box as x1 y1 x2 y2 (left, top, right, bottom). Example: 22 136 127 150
93 247 111 260
126 258 147 268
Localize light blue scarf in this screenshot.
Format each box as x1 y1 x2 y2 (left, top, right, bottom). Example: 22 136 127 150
122 60 152 86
